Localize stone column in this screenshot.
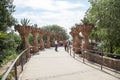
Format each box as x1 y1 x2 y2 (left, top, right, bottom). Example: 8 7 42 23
80 25 93 50
15 25 31 58
39 28 45 50
46 31 51 48
40 34 44 50
51 33 55 47
31 28 39 53
70 27 82 54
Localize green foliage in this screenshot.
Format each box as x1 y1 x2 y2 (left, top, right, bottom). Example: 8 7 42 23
29 34 33 45
81 17 91 25
0 0 16 32
0 74 3 79
0 31 7 39
0 32 8 53
114 47 120 54
42 24 69 40
1 50 18 65
86 0 120 54
0 0 22 72
20 18 31 26
7 32 22 49
0 32 22 66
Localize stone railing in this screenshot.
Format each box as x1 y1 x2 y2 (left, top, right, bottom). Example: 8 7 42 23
67 47 120 71
84 51 120 71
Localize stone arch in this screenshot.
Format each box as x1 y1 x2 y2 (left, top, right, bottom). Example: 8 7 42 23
70 27 82 53
15 25 32 57
70 23 93 53
15 24 63 54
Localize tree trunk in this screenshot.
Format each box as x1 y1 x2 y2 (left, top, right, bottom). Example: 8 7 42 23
110 43 113 53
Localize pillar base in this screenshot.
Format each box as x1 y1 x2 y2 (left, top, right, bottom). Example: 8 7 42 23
39 45 45 50
73 47 81 54
32 46 39 53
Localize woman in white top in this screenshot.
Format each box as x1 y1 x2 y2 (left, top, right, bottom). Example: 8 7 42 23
55 40 58 51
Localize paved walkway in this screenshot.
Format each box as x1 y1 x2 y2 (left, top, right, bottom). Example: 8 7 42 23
20 47 119 80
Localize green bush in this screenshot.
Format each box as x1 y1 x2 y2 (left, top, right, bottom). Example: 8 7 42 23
0 74 3 79
0 32 22 66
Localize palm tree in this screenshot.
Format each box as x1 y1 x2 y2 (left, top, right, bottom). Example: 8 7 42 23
20 18 31 26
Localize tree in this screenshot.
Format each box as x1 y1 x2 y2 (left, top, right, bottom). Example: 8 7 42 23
86 0 120 54
0 0 21 66
81 17 90 25
20 18 31 26
0 0 16 32
42 24 69 40
0 32 22 66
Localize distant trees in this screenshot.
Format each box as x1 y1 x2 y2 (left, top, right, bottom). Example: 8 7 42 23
42 24 69 40
85 0 120 54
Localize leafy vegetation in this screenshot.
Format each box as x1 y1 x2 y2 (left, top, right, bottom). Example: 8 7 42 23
0 0 22 67
0 32 22 66
85 0 120 54
0 0 16 32
20 18 31 26
42 24 69 40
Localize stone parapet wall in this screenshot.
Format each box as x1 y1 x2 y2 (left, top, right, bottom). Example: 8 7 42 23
84 52 120 71
103 56 120 71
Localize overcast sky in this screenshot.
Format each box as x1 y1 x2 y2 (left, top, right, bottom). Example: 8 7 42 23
13 0 90 33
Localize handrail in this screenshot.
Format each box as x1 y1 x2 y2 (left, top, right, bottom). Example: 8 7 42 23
71 47 120 56
82 49 120 58
67 47 120 70
67 47 120 78
71 47 103 54
1 46 32 80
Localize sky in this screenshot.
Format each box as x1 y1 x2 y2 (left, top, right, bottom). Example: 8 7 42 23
13 0 90 33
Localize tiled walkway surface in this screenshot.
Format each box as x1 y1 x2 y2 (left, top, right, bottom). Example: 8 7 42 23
20 47 120 80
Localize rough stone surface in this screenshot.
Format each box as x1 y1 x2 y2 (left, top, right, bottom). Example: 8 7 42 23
84 52 120 71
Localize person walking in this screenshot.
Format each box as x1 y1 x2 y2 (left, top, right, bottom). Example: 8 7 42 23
55 40 58 51
67 40 71 52
64 40 68 51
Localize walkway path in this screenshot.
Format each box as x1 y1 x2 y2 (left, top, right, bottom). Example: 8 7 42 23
20 47 119 80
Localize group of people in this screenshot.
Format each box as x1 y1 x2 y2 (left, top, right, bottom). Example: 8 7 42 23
54 40 71 52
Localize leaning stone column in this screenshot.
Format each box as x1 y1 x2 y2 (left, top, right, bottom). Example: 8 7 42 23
51 33 55 47
31 27 39 53
70 27 82 54
40 34 44 50
15 25 31 58
80 25 93 50
39 29 45 50
46 31 51 48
